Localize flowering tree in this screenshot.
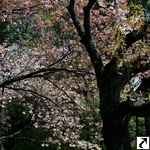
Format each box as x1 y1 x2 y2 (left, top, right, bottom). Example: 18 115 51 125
0 0 101 150
0 0 150 149
67 0 150 149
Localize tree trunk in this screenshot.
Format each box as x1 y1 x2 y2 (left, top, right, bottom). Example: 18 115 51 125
101 103 131 150
99 65 131 150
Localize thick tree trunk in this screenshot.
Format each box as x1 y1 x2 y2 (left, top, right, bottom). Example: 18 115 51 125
101 105 131 149
101 103 131 150
99 64 131 150
102 115 131 150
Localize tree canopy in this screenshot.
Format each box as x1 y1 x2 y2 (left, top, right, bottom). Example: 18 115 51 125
0 0 150 149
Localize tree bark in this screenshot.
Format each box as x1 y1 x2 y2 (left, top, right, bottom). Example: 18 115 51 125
99 65 131 150
102 118 131 150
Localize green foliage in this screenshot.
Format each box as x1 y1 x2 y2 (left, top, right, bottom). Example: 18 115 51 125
78 100 101 145
128 2 144 17
0 18 41 46
0 21 9 44
5 99 32 133
129 116 146 149
12 140 46 150
146 2 150 10
0 97 102 150
6 20 39 44
131 140 136 150
51 21 75 47
100 144 107 150
127 0 148 7
1 98 60 150
10 129 56 150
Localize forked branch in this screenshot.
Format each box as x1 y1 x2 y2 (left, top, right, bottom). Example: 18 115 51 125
67 0 103 77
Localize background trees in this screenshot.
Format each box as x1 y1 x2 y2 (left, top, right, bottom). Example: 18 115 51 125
0 0 150 149
0 0 101 149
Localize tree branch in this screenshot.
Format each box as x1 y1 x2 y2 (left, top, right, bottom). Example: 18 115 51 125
67 0 85 37
67 0 103 81
44 78 84 110
0 123 31 140
132 60 150 74
0 67 90 88
136 76 150 93
106 98 150 125
83 0 96 41
5 86 65 111
125 25 147 49
117 100 150 117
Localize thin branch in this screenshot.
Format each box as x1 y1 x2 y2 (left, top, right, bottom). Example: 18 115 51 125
44 78 84 111
0 67 91 88
0 124 30 140
73 75 99 119
5 86 64 112
48 50 71 67
1 3 41 15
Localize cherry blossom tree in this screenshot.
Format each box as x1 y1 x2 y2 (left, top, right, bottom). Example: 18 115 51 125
0 0 150 149
67 0 150 149
0 0 101 149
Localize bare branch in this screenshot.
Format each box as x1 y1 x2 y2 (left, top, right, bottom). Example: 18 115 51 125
67 0 103 79
117 100 150 117
44 78 84 111
0 123 30 140
5 86 64 112
0 67 91 88
83 0 96 41
67 0 85 37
